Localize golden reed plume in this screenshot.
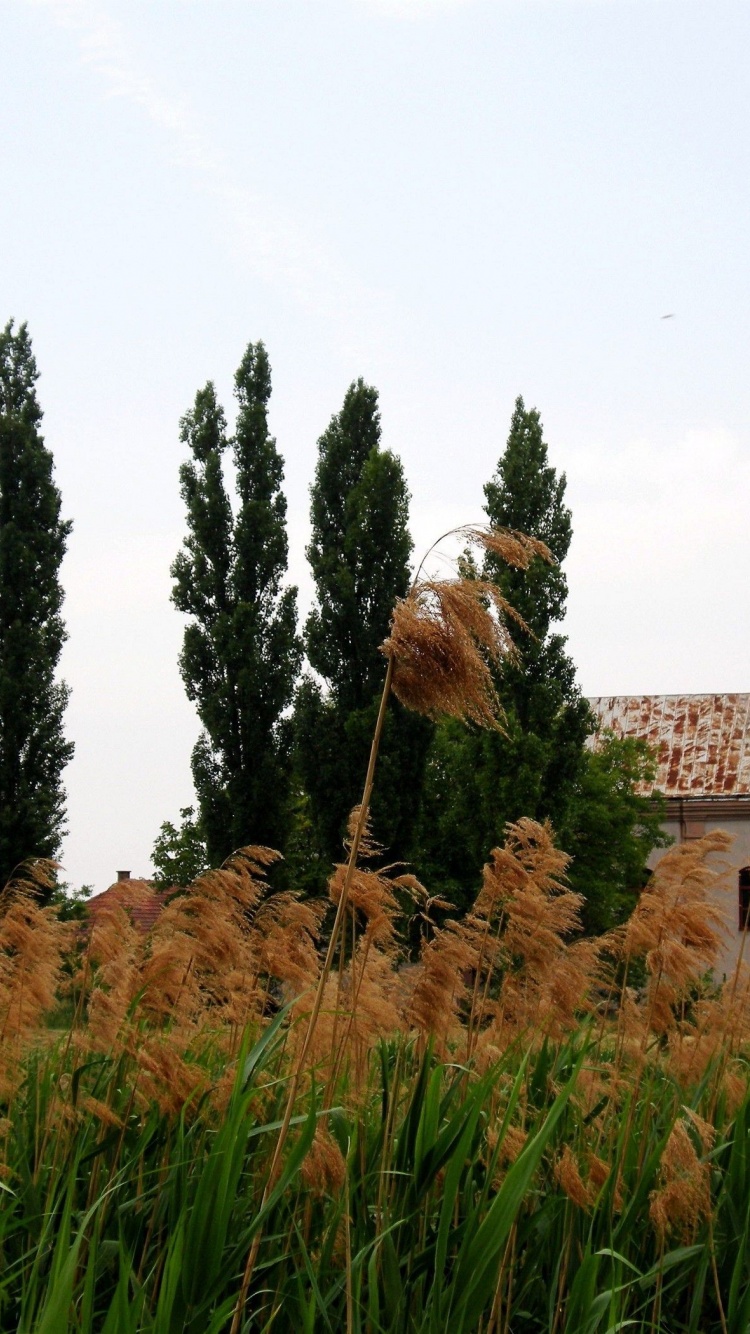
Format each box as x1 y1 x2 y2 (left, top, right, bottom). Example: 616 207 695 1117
383 526 550 727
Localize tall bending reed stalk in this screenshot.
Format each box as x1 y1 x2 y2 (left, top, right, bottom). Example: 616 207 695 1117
232 522 543 1326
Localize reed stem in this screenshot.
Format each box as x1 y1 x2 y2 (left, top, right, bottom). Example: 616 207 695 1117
230 652 395 1333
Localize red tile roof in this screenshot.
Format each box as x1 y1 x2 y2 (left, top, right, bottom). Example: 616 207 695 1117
589 694 750 798
86 881 170 934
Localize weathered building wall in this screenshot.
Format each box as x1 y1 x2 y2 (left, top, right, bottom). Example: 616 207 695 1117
647 815 750 983
589 694 750 982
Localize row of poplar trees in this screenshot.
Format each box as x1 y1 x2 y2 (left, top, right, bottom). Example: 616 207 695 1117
0 319 661 927
159 340 663 931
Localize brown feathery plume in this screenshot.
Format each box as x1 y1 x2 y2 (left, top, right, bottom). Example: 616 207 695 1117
499 819 579 972
383 579 522 727
320 809 402 1080
79 1095 124 1130
494 1123 528 1167
619 831 731 1039
586 1151 623 1211
611 982 650 1067
250 892 326 1001
138 917 198 1029
287 971 342 1078
85 888 150 1049
721 1063 748 1114
650 1117 712 1242
343 805 383 861
668 964 750 1095
1 858 60 902
328 862 400 954
291 943 404 1091
141 847 279 1036
0 862 74 1096
382 525 552 727
473 842 525 921
586 1152 610 1193
301 1127 347 1197
475 820 589 1058
463 847 520 1055
398 873 455 944
345 943 404 1066
333 944 405 1088
484 1121 528 1196
407 919 477 1052
554 1145 593 1210
134 1034 209 1118
571 1064 611 1123
70 846 285 1123
536 937 604 1040
682 1105 716 1151
467 525 552 569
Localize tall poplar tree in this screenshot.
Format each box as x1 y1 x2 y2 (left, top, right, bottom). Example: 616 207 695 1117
171 342 300 865
0 321 73 891
415 397 591 899
294 379 431 867
479 395 594 830
416 397 662 929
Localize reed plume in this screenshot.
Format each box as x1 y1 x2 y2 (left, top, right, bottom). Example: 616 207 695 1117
618 831 731 1038
382 527 551 727
84 884 150 1047
554 1144 594 1210
470 819 600 1060
407 919 477 1050
142 847 280 1036
649 1116 712 1241
0 860 73 1097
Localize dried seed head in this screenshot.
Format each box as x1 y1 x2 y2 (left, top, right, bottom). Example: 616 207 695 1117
301 1127 346 1196
554 1145 593 1210
466 525 553 570
381 525 551 728
498 1124 528 1165
650 1118 711 1241
383 579 520 727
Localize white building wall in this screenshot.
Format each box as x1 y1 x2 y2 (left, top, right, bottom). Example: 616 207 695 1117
648 817 750 982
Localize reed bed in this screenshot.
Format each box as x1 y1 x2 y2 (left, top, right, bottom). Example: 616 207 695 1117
2 525 749 1331
0 821 748 1333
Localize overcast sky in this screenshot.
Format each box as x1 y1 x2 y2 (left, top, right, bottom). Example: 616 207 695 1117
3 0 749 892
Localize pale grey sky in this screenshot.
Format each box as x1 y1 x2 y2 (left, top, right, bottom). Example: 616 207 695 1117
2 0 749 891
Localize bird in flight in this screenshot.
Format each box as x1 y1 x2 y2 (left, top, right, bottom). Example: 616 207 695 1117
661 313 675 319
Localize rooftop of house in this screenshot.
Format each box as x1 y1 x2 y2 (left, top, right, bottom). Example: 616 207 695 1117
86 871 170 934
588 694 750 799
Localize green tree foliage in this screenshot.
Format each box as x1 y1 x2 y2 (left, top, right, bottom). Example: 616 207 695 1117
151 806 208 889
0 321 73 894
295 379 432 867
564 732 669 934
172 343 301 865
416 397 662 928
48 881 93 922
480 395 594 833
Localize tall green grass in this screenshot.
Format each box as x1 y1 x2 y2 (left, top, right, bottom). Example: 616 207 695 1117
1 1021 749 1331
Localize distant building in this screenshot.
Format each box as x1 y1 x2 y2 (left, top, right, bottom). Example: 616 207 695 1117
86 870 169 935
589 694 750 980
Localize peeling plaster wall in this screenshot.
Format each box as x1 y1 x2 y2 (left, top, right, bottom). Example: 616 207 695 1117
647 819 750 982
589 695 750 981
